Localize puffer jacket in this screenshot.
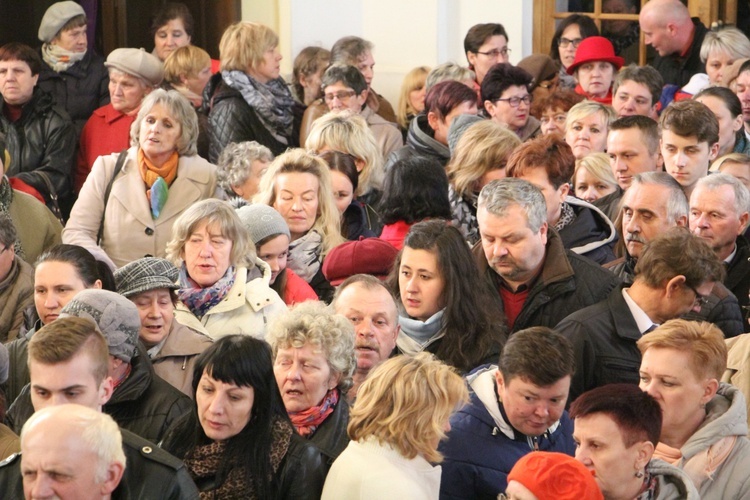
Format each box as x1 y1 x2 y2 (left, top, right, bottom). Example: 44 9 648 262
474 228 621 333
438 365 576 499
646 459 700 500
204 73 302 162
36 49 109 136
0 87 76 204
385 113 450 170
559 196 617 265
7 344 192 444
674 383 750 498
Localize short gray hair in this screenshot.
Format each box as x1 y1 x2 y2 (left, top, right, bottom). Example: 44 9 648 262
130 89 199 156
695 173 750 214
631 172 688 223
321 63 367 95
21 404 125 484
216 141 273 194
426 62 476 91
267 300 356 394
477 178 547 233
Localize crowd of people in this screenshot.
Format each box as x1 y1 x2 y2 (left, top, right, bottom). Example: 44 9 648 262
4 0 750 498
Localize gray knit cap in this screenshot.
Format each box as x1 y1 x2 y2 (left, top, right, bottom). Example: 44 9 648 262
38 1 86 43
115 257 179 298
236 204 290 244
448 113 485 155
60 289 140 363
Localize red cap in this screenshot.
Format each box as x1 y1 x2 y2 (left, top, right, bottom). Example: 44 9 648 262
566 36 624 75
507 452 603 500
323 237 399 286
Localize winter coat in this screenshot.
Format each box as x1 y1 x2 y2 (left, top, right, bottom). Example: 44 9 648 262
647 459 701 500
361 105 403 160
473 228 621 333
283 268 318 305
438 365 576 499
309 397 350 468
0 427 200 499
76 103 135 192
174 262 287 340
7 344 191 444
723 333 750 428
0 257 33 343
592 186 624 224
652 19 708 87
559 196 617 265
62 147 217 270
150 320 213 397
342 200 378 240
204 73 302 162
5 322 36 405
385 114 451 170
36 49 109 137
323 437 442 500
0 87 76 204
379 220 412 250
725 235 750 318
8 187 62 265
0 424 18 462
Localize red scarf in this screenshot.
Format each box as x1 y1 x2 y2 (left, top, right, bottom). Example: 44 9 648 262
289 388 339 437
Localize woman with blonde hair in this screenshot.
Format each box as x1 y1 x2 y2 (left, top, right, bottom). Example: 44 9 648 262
638 319 750 499
565 100 616 159
162 45 212 108
322 353 468 499
700 26 750 86
305 110 384 206
255 149 345 302
204 22 300 162
573 152 618 203
446 120 520 244
397 66 430 136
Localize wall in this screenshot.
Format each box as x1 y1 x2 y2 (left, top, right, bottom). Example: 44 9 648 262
242 0 532 106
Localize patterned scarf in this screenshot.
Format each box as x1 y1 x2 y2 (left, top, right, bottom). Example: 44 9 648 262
635 470 659 500
184 417 293 499
221 70 295 145
289 388 339 437
178 264 236 320
287 229 323 283
41 43 85 72
138 149 178 219
554 202 576 231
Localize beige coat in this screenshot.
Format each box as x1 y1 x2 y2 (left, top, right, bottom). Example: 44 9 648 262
151 320 213 397
62 147 217 270
0 257 34 342
723 333 750 431
8 188 62 265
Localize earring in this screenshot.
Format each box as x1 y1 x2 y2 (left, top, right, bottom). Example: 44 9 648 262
635 470 644 478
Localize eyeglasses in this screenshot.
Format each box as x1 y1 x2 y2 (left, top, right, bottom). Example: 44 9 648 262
475 48 511 58
685 283 709 308
495 95 532 108
324 90 357 103
558 37 583 48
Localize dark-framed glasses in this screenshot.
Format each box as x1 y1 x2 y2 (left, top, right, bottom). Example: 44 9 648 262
495 95 532 108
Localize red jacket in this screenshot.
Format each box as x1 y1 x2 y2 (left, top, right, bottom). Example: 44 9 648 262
76 103 135 192
379 220 413 251
284 268 317 305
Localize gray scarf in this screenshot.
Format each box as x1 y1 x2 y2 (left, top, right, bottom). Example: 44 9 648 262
288 229 323 283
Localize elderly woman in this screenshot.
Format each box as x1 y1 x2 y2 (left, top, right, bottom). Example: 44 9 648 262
446 119 520 244
161 335 325 498
236 203 317 306
305 110 384 208
167 198 286 339
573 153 619 203
255 149 345 303
638 319 750 499
565 100 616 159
76 48 163 193
291 46 331 107
322 353 468 499
64 89 217 270
216 141 273 201
549 14 600 91
701 27 750 86
571 384 700 500
114 257 212 397
533 89 586 136
567 37 624 105
205 22 300 163
268 301 356 466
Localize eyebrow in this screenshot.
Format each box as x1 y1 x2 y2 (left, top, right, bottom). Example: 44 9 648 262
279 188 316 195
31 383 87 392
400 264 434 274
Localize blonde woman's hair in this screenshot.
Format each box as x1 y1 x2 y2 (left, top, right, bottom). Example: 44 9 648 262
305 111 384 196
219 22 278 73
166 198 254 268
267 300 356 393
348 353 468 463
714 152 750 173
564 100 616 133
397 66 430 129
636 319 727 381
163 45 211 85
700 27 750 64
574 152 618 188
130 89 199 156
255 149 344 256
446 120 520 198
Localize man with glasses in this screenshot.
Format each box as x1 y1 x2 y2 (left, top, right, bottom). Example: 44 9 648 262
481 63 539 141
464 23 511 87
556 228 724 405
320 63 402 159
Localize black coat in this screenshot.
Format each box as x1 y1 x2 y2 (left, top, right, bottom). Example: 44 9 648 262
651 18 708 87
309 396 350 468
0 427 200 499
726 236 750 322
36 49 109 137
0 87 76 203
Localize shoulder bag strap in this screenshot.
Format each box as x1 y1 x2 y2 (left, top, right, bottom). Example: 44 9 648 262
96 149 129 246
